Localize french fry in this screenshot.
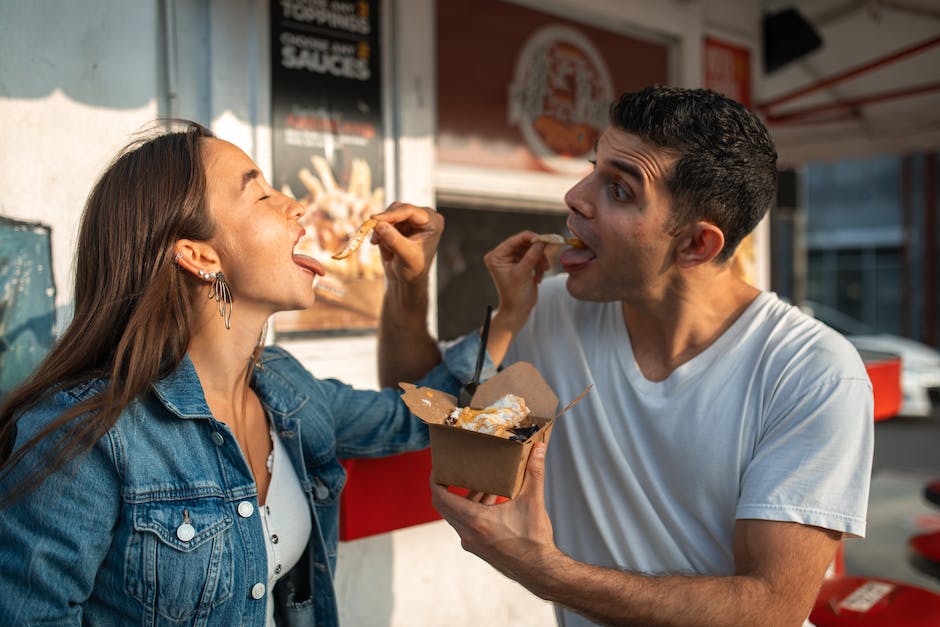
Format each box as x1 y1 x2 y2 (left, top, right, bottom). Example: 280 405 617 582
536 233 587 248
332 218 377 260
536 233 565 245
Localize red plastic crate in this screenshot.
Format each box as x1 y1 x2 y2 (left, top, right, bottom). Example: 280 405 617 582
863 353 902 421
810 576 940 627
339 450 441 541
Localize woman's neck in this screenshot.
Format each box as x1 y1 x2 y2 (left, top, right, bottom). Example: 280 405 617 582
187 316 267 402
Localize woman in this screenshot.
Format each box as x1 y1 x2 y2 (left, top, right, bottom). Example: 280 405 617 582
0 121 483 625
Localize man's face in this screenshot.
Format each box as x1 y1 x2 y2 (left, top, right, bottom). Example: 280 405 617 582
560 127 681 303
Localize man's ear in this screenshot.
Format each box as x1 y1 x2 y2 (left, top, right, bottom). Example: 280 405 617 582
674 221 725 268
174 239 221 277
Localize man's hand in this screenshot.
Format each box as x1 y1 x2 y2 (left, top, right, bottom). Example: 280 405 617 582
480 231 551 366
375 202 443 388
483 231 550 335
371 202 444 285
432 440 840 626
430 443 561 585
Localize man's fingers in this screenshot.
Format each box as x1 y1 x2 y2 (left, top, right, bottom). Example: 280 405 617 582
374 202 435 229
430 481 481 518
520 442 547 505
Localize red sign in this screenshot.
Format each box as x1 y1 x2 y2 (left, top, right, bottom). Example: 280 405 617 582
437 0 670 175
704 37 752 108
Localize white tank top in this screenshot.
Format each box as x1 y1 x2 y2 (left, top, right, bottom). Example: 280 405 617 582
261 423 312 626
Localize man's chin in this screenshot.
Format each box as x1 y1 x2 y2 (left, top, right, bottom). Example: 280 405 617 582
565 274 620 303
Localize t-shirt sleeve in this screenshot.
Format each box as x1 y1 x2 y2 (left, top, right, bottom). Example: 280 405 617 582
736 370 874 538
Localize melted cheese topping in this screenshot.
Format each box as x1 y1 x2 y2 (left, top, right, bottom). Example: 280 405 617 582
448 394 531 438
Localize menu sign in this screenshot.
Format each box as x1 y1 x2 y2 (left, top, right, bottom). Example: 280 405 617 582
270 0 386 334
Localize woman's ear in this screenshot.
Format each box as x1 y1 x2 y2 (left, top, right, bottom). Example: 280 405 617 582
173 239 221 279
674 221 725 268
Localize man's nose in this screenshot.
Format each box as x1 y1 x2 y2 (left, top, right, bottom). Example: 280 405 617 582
564 178 592 218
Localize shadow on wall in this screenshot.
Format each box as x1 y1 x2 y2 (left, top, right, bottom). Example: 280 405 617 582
0 1 204 110
0 217 56 401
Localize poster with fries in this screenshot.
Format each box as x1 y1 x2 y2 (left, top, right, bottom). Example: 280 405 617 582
269 0 385 334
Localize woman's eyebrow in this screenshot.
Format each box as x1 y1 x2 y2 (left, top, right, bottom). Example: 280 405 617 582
240 169 260 192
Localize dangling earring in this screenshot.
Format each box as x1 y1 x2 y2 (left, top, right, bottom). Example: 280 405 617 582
198 269 233 329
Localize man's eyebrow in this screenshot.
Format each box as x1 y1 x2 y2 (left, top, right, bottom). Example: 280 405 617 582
609 159 644 184
241 169 260 191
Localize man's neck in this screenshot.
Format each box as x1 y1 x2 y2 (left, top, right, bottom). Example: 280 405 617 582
621 273 760 382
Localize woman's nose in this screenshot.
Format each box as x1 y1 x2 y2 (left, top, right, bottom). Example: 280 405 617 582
286 196 305 220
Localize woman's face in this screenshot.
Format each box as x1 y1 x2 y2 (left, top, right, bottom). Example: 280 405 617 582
200 138 324 321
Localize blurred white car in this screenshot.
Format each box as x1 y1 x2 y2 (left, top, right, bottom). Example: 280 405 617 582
801 301 940 417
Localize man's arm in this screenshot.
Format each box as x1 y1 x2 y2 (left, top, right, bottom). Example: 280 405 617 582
431 444 841 627
377 225 551 387
373 203 444 388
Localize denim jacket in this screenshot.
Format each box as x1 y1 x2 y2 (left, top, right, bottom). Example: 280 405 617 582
0 334 484 626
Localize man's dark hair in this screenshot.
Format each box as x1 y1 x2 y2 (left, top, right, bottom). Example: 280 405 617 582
610 85 777 262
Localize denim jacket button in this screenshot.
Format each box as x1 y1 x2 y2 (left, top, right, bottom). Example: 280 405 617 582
176 522 196 542
237 501 255 518
313 479 330 501
250 582 266 599
211 431 224 446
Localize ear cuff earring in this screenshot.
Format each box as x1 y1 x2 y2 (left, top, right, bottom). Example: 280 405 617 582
198 270 233 330
172 251 233 329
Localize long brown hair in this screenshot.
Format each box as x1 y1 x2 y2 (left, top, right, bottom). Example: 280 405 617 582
0 121 216 505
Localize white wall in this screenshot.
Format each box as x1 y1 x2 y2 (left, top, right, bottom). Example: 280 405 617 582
0 1 161 324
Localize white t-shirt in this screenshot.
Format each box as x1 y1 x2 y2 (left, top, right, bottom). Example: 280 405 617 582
504 276 874 627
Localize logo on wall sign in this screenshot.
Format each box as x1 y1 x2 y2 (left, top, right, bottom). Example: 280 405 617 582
509 25 614 175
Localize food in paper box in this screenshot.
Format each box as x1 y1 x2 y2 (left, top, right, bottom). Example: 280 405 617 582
446 393 538 441
399 362 591 498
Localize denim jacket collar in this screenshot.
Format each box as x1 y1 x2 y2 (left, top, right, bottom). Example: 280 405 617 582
151 353 309 426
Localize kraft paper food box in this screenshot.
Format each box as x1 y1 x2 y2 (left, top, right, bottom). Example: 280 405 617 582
400 361 590 498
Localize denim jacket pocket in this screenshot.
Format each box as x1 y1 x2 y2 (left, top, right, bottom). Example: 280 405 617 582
125 498 234 623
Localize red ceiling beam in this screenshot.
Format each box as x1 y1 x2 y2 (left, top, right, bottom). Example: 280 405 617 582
765 80 940 125
758 35 940 113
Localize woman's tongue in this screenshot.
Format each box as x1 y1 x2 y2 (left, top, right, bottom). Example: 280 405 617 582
560 245 596 271
292 253 325 276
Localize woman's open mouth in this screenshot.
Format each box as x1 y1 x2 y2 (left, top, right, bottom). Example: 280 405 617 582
292 230 326 277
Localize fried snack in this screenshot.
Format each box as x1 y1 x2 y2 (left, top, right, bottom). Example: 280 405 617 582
331 218 377 260
536 233 587 248
288 155 386 281
446 393 533 439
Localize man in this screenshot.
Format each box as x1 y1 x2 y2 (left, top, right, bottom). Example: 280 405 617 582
381 85 873 626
